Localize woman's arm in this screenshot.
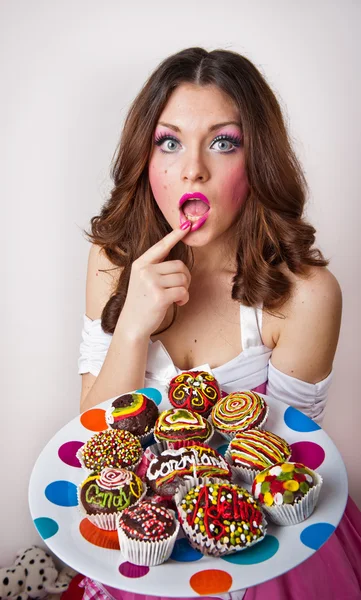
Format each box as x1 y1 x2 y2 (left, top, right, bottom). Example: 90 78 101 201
270 267 342 383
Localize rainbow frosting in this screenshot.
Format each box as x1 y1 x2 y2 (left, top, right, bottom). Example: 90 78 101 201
211 391 268 434
229 429 291 471
154 408 213 444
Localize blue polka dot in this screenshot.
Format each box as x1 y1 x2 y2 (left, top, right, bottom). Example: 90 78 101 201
33 517 59 539
170 538 203 562
45 480 78 507
284 407 321 432
136 387 162 406
300 523 335 550
221 535 279 564
216 444 228 457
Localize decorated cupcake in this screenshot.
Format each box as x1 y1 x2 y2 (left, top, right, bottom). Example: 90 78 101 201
154 408 213 447
252 462 323 526
105 392 159 442
176 482 266 556
77 429 142 472
168 371 221 417
117 500 180 566
78 467 146 530
147 443 231 496
211 391 268 439
225 429 291 484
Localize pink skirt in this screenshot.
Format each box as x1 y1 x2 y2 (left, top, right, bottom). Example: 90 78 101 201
79 496 361 600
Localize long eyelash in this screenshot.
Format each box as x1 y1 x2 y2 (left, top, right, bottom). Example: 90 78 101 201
212 134 242 147
154 133 179 146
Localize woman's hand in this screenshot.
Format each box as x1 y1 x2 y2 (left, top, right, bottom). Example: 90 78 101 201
119 224 192 338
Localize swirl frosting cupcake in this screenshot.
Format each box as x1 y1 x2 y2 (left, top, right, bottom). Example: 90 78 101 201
154 408 213 447
78 467 146 530
168 370 221 417
77 429 142 472
147 443 231 496
211 391 268 439
176 482 266 556
225 429 291 484
105 392 159 442
252 462 323 526
117 501 180 566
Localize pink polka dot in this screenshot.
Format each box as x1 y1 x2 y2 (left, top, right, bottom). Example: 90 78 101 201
290 441 325 470
58 441 84 467
119 562 149 578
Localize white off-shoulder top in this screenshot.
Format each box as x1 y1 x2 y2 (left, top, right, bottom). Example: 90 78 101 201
78 304 333 424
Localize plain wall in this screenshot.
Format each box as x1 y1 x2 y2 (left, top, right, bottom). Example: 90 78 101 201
1 0 360 563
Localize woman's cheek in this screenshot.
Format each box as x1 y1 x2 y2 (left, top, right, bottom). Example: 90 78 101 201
148 163 168 212
224 166 249 209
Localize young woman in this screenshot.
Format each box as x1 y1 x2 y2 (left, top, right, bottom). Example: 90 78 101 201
78 48 361 600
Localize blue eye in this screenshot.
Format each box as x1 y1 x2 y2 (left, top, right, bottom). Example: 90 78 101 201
154 134 180 153
210 134 242 153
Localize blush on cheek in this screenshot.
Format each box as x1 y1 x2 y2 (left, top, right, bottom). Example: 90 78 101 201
226 166 249 208
148 165 170 212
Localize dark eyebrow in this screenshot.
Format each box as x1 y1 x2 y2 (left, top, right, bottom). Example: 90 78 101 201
157 120 241 133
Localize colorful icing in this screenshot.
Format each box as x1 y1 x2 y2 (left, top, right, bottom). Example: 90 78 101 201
230 430 291 470
154 408 212 443
211 391 267 433
109 393 148 422
178 483 265 547
147 445 231 492
78 429 142 471
80 469 144 513
168 371 221 416
118 501 176 541
252 462 317 506
98 467 133 490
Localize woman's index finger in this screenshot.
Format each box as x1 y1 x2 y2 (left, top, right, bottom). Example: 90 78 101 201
140 225 191 265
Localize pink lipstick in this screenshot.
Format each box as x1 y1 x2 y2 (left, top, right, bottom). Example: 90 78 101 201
179 192 210 231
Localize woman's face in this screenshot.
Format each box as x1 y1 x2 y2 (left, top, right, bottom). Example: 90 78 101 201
148 83 249 248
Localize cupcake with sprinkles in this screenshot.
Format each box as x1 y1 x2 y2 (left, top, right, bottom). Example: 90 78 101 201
154 408 213 448
77 428 142 473
225 429 291 484
117 500 180 566
252 462 323 526
78 467 146 530
211 391 268 440
175 481 266 556
105 392 159 443
168 370 221 417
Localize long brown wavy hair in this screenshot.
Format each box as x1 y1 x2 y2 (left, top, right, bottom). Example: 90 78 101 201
87 47 328 334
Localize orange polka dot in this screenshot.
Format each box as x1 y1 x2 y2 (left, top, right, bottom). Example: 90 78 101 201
190 569 233 595
80 409 107 432
79 518 120 550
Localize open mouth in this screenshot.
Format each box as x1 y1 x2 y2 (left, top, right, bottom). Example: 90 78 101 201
179 192 210 230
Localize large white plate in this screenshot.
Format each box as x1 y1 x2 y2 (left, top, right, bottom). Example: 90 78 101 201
28 386 348 597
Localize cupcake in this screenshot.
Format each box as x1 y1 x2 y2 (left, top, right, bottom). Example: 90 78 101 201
147 443 232 496
225 429 291 484
117 500 180 566
252 462 323 526
105 392 159 442
168 371 221 417
77 429 142 472
154 408 213 447
78 467 146 530
176 482 266 556
211 391 268 440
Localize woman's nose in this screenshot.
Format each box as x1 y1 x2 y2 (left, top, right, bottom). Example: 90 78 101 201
181 151 210 183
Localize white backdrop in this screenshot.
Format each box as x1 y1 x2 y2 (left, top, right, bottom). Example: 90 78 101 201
1 0 360 564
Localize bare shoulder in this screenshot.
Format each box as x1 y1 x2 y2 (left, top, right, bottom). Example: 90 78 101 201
85 244 122 320
270 266 342 383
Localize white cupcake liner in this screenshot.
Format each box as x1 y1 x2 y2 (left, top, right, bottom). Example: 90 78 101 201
77 481 147 531
117 512 180 566
224 444 291 486
175 481 267 557
211 404 269 442
261 472 323 526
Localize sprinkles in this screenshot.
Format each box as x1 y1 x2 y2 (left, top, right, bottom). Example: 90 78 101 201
78 429 142 472
252 462 317 506
118 501 176 541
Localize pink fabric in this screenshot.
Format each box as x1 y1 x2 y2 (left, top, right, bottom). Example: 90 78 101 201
251 382 267 395
79 577 112 599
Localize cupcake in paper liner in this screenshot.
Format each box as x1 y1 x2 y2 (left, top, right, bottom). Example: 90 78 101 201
168 370 221 418
117 501 180 566
146 443 232 497
76 428 143 473
251 462 323 526
105 392 159 445
211 391 269 441
225 429 291 484
78 467 147 530
175 481 267 557
153 408 214 448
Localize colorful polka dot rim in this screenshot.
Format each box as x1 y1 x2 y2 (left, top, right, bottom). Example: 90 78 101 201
28 386 348 596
